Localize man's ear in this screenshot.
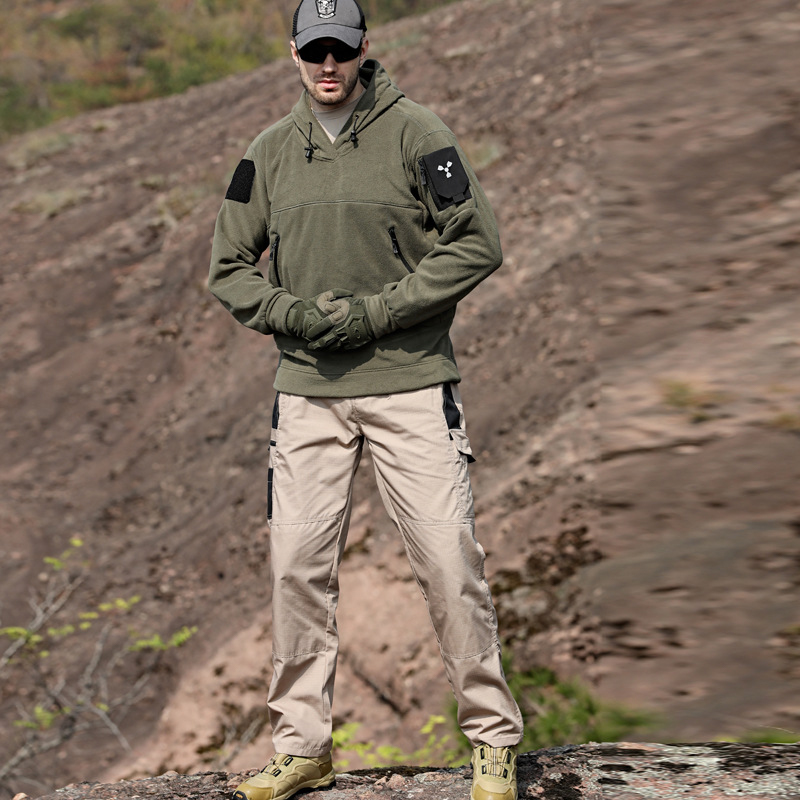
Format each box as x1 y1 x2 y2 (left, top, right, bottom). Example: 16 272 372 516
360 37 369 64
290 40 300 66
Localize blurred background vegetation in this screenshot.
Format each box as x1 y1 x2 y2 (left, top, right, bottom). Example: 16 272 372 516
0 0 452 141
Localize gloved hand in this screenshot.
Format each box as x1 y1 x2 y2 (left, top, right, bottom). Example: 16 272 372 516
307 297 375 351
286 289 353 340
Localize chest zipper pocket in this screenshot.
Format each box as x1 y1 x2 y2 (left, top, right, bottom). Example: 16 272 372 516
388 227 413 274
269 233 281 286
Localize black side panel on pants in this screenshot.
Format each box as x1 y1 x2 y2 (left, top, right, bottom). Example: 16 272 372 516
272 392 281 430
442 383 476 463
268 393 280 521
443 383 461 431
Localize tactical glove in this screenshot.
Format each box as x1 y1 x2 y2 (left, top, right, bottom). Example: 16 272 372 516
286 289 353 340
307 297 375 351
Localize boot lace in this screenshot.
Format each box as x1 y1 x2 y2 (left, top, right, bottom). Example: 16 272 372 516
477 745 513 778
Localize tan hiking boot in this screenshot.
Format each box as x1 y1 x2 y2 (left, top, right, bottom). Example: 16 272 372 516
470 744 518 800
233 753 335 800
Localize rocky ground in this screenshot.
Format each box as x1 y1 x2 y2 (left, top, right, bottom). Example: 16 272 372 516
0 0 798 797
30 743 800 800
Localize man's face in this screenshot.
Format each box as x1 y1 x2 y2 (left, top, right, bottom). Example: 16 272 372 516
291 37 369 109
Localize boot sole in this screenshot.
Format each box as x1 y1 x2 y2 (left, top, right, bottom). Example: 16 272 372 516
233 773 335 800
301 774 336 793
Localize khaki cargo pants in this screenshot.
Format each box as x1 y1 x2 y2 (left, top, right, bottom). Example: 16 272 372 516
266 384 524 757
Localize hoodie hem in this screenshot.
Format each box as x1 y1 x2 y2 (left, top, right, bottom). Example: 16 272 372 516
273 358 460 398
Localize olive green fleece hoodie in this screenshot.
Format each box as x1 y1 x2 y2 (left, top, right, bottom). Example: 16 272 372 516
208 59 502 397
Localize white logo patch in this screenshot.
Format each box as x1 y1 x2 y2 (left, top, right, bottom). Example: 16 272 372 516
438 161 453 179
316 0 336 18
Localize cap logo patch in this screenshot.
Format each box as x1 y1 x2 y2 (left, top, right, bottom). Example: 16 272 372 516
438 161 453 179
315 0 336 18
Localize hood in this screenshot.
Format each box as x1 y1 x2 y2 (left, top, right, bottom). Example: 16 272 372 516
290 59 405 159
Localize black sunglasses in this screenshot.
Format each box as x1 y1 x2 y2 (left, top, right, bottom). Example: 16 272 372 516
298 40 361 64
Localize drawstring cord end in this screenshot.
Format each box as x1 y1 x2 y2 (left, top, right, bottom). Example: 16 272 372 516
304 121 314 161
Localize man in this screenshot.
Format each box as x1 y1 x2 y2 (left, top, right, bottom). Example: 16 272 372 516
208 1 524 799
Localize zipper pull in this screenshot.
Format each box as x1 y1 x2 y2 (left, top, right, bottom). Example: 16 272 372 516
389 227 400 256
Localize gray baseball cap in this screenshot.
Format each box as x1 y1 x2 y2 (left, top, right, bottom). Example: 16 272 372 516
292 0 367 50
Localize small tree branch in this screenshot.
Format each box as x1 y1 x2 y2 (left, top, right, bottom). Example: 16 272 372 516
1 573 85 672
87 704 132 754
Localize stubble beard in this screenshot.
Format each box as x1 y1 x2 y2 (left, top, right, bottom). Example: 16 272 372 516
302 67 360 107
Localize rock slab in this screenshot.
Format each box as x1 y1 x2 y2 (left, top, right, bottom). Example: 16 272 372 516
32 743 800 800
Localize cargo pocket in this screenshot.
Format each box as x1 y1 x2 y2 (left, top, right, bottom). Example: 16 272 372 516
442 383 476 463
449 427 476 463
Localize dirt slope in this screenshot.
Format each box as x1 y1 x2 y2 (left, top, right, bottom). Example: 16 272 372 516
0 0 595 793
0 0 798 796
591 0 800 742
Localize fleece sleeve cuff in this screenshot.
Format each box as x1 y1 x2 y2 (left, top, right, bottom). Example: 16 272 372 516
363 294 399 339
268 292 301 336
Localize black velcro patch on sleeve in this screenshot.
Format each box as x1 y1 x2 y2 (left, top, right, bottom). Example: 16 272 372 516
225 159 256 204
421 146 471 210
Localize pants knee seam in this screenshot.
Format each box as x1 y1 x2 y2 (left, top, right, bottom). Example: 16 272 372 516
272 648 326 658
441 638 498 661
270 513 344 526
395 515 474 525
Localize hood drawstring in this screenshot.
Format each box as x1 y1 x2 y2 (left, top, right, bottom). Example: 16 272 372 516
304 122 315 161
349 114 360 145
304 114 362 159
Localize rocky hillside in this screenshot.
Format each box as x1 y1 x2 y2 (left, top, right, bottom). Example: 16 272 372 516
592 0 800 742
0 0 798 796
0 0 596 793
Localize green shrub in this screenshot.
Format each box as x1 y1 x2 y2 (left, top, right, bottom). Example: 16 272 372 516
332 714 468 769
659 378 728 423
766 412 800 433
331 657 654 770
1 0 458 141
505 663 655 751
717 728 800 744
0 77 53 137
0 536 200 786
